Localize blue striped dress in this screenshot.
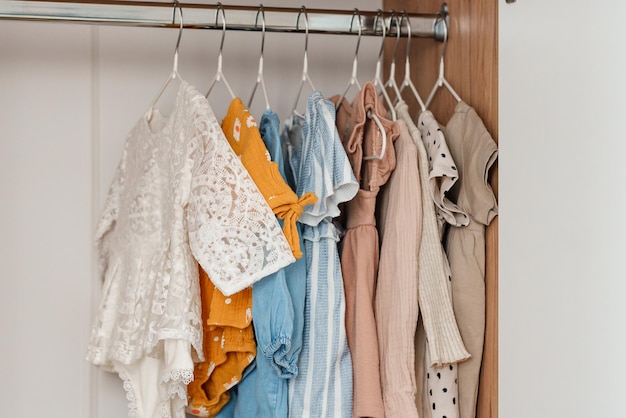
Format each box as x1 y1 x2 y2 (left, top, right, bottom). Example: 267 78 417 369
283 91 358 418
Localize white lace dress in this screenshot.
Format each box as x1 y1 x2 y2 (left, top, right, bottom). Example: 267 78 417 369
87 81 294 418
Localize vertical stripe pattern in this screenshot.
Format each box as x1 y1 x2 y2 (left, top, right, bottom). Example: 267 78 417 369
284 91 358 418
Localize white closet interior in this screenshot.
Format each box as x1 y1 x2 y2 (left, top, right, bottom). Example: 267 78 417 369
1 0 442 416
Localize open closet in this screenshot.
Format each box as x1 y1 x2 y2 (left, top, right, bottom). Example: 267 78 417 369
0 1 498 417
382 2 498 417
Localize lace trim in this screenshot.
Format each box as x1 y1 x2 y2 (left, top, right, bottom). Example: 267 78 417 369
163 368 194 418
112 363 194 418
113 365 139 418
162 368 194 397
159 405 171 418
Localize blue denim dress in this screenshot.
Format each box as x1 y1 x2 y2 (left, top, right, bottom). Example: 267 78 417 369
262 110 308 378
216 109 307 418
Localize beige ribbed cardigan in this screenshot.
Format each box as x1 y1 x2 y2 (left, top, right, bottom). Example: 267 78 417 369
398 102 469 366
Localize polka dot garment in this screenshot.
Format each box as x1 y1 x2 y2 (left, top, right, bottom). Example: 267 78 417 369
426 359 459 418
418 110 468 235
417 110 463 418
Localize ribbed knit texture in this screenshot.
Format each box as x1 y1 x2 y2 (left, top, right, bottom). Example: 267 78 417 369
417 109 464 418
397 102 470 366
375 119 421 418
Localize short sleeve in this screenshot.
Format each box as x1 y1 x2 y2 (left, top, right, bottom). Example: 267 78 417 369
297 93 358 226
465 108 498 226
187 104 295 296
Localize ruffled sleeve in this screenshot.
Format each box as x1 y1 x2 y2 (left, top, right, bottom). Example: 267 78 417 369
297 92 359 226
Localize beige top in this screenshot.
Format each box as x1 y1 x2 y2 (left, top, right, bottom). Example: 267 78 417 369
332 81 398 418
442 101 498 418
443 101 498 227
375 118 422 418
397 101 470 366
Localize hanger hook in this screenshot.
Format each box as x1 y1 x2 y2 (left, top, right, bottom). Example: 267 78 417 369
147 0 184 121
372 10 382 35
424 12 461 108
248 4 270 109
172 0 183 73
292 6 316 115
207 2 236 99
439 14 449 63
375 10 387 63
350 8 362 59
397 10 426 112
401 10 411 63
296 6 310 60
390 11 401 65
254 4 266 58
215 3 227 57
335 8 362 110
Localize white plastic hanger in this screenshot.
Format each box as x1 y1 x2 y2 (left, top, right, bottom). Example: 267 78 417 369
334 10 387 161
398 10 426 112
372 10 397 121
291 6 317 117
206 3 236 100
424 15 461 109
146 0 183 122
248 4 270 110
335 9 362 111
383 11 403 105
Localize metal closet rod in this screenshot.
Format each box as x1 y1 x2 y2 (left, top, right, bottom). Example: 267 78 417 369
0 0 449 41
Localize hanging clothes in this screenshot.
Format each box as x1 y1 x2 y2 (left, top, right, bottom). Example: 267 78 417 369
259 109 308 376
275 110 313 418
395 101 470 365
375 117 422 418
331 81 399 418
416 109 468 418
87 81 293 418
283 91 358 418
441 101 498 418
235 108 311 418
189 95 310 418
214 99 316 418
395 101 470 418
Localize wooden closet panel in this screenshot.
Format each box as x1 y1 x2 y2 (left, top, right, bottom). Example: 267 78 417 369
383 1 498 418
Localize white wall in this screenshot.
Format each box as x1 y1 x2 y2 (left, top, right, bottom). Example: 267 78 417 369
0 22 94 417
0 1 382 417
499 1 626 417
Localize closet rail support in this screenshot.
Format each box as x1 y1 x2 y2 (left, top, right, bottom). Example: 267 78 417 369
0 0 448 41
